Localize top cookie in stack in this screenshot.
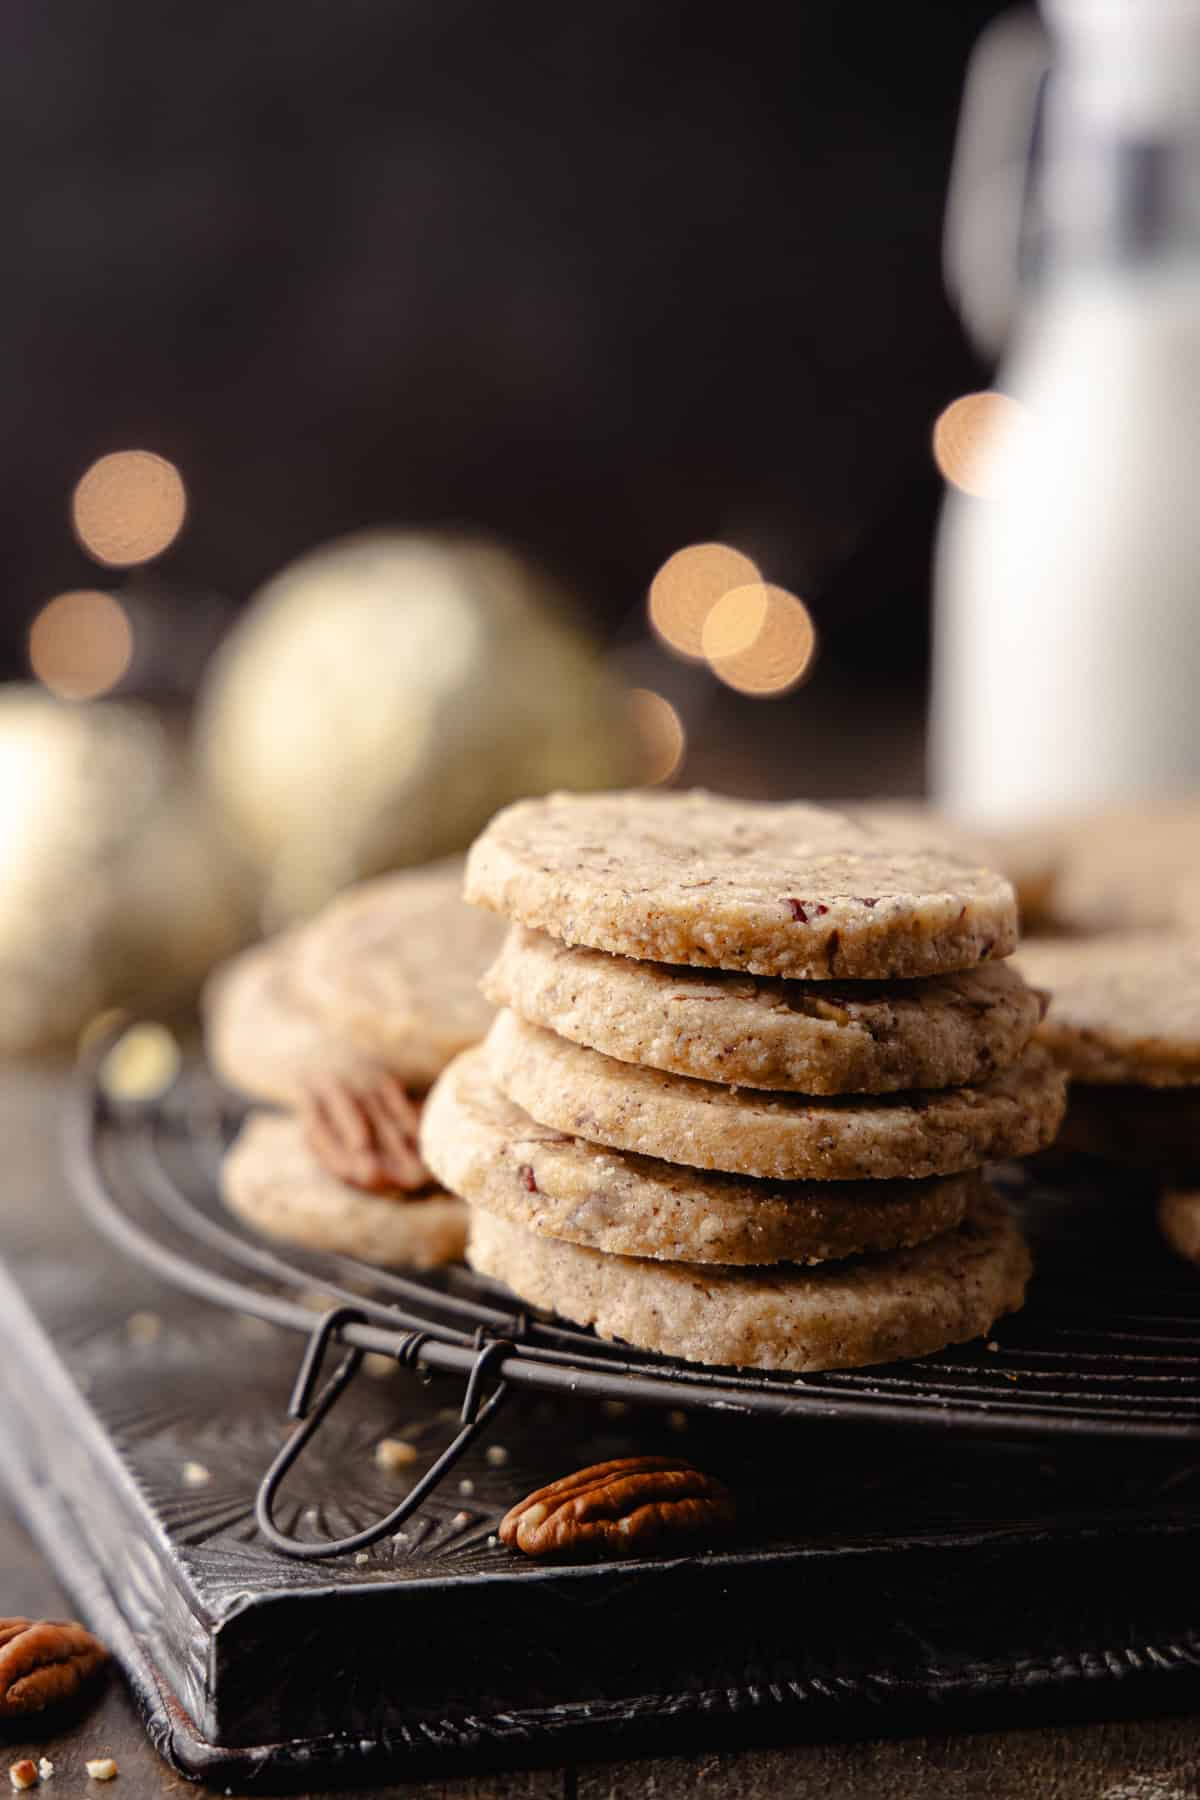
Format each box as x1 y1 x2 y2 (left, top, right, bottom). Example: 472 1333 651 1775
421 792 1065 1372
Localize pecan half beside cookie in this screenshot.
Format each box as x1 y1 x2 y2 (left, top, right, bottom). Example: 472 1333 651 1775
303 1072 429 1194
0 1618 108 1717
499 1455 735 1560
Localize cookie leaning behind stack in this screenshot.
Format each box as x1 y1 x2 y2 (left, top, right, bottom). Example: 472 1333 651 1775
421 792 1064 1371
1017 932 1200 1270
207 861 506 1268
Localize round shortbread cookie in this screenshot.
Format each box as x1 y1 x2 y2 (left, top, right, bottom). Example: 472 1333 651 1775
1017 933 1200 1087
464 790 1018 980
485 1010 1066 1182
1159 1188 1200 1265
483 926 1042 1094
421 1047 975 1265
467 1183 1031 1372
290 861 504 1083
203 934 382 1105
1048 801 1200 934
222 1110 467 1268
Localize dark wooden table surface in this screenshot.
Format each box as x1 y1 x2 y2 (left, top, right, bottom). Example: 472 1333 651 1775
2 1062 1199 1799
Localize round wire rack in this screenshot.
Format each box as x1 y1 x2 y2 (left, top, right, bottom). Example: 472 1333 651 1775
67 1054 1200 1552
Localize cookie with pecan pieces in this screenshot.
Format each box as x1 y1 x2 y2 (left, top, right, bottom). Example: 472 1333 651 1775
483 925 1042 1094
469 1182 1031 1372
484 1009 1066 1182
465 789 1017 980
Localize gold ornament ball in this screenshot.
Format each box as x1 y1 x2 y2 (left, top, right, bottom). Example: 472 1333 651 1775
196 532 633 924
0 687 249 1056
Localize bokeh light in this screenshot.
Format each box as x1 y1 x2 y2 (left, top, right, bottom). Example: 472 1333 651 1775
647 542 761 660
932 392 1025 499
701 583 817 696
71 449 187 566
28 590 134 699
629 687 686 784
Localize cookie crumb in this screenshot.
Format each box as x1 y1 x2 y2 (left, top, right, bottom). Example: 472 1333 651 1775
986 1340 1000 1352
375 1438 418 1472
451 1510 472 1528
457 1478 475 1497
362 1352 396 1380
353 1552 370 1566
35 1766 52 1784
9 1762 37 1791
125 1311 161 1345
85 1760 118 1782
485 1444 509 1467
181 1461 211 1488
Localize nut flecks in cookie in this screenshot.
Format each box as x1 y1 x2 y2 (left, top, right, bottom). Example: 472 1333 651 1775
467 1183 1032 1373
465 789 1018 980
484 1009 1067 1183
420 1047 977 1265
482 925 1043 1095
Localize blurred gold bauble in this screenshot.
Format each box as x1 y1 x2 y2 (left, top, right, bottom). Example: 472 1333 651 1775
0 688 248 1056
196 532 633 924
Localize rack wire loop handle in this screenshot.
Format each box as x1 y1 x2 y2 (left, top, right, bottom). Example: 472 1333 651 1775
255 1319 515 1560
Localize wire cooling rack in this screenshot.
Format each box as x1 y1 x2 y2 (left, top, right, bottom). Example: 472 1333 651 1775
65 1055 1200 1552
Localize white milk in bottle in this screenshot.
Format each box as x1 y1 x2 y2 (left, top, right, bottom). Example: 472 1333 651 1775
931 0 1200 828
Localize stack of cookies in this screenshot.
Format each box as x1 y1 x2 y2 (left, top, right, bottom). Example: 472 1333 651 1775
421 792 1066 1372
208 861 505 1269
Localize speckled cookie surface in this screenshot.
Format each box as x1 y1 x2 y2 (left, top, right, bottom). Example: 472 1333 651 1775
222 1110 467 1268
422 1047 974 1265
1159 1188 1200 1266
484 926 1042 1094
849 800 1062 928
290 861 504 1084
467 1183 1030 1372
465 791 1018 980
1017 933 1200 1087
203 934 381 1105
485 1009 1066 1182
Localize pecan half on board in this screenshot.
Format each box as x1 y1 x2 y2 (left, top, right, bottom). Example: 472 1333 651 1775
499 1455 735 1560
303 1072 429 1194
0 1618 108 1718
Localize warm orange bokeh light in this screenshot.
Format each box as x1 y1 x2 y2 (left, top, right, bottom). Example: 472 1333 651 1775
932 392 1025 499
629 687 686 784
71 449 187 567
647 542 761 660
28 590 134 700
702 583 817 696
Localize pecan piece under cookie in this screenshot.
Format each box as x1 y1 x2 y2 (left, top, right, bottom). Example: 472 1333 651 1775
0 1618 108 1717
303 1072 429 1194
499 1455 734 1560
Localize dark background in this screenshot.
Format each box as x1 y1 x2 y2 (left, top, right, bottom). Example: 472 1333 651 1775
4 0 1008 687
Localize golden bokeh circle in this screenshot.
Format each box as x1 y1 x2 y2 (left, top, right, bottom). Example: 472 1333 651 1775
28 590 134 700
647 542 761 660
629 687 686 784
702 584 817 697
71 449 187 566
932 392 1025 499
